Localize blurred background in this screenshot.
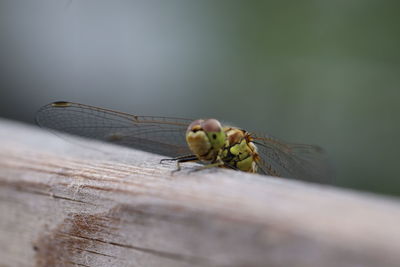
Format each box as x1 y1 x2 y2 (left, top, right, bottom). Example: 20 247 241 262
0 0 399 196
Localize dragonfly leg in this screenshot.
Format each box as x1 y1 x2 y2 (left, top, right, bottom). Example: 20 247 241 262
171 155 200 174
160 154 197 164
188 160 225 173
223 162 240 171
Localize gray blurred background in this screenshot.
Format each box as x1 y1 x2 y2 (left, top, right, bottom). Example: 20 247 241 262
0 0 399 196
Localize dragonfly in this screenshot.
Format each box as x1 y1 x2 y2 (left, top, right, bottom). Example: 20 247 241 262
35 101 332 183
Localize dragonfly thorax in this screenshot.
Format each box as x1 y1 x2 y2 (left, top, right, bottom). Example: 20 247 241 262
222 128 259 173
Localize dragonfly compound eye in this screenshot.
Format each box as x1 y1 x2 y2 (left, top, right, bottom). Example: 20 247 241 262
201 119 222 133
186 119 204 133
202 119 225 151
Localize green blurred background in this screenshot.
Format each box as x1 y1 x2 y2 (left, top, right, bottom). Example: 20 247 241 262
0 0 399 196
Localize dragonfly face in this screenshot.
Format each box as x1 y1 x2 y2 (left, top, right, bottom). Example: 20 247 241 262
35 101 333 183
186 119 225 161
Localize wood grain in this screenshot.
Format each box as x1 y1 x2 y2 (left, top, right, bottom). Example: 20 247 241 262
0 118 400 267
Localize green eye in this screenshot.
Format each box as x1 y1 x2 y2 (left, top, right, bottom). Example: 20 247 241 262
207 131 225 149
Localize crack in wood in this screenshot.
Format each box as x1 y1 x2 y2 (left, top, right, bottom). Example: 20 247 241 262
63 261 91 267
32 205 217 267
34 210 121 267
0 179 95 205
60 231 214 265
72 246 118 259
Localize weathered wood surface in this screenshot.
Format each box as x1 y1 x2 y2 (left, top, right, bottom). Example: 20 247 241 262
1 118 400 267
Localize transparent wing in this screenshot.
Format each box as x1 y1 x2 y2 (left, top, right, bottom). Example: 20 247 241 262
252 133 333 183
35 101 192 157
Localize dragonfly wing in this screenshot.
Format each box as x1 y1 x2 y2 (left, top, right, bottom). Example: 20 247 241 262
35 102 192 157
252 133 333 183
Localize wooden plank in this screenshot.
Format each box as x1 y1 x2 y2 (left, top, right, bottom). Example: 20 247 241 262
0 118 400 267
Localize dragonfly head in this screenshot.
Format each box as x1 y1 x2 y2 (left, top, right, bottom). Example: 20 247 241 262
186 119 226 160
